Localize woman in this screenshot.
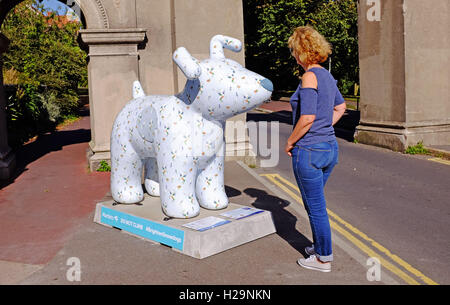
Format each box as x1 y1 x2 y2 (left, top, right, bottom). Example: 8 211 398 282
285 26 346 272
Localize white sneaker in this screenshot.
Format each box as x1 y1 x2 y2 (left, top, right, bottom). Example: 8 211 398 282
305 245 316 256
297 255 331 273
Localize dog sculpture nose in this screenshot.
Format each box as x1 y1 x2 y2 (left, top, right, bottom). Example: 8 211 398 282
260 78 273 92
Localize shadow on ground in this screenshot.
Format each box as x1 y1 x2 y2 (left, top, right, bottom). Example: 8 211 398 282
0 129 91 190
0 106 91 190
247 111 292 125
244 187 311 257
333 110 360 142
225 185 242 198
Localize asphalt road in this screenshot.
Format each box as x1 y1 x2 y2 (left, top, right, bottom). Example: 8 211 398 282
246 110 450 285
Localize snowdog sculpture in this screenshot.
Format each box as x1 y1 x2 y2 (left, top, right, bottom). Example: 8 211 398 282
110 34 273 218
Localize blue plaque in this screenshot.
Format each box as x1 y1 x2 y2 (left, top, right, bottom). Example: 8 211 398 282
100 206 185 250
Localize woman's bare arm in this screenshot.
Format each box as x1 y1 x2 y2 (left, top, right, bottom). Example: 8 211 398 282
332 102 346 125
287 114 315 147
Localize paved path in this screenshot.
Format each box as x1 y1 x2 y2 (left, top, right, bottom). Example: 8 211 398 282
0 112 109 283
19 161 376 285
0 104 378 285
248 101 450 285
2 100 447 285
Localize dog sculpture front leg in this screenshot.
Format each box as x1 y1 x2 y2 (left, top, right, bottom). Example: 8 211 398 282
156 143 200 218
195 143 228 210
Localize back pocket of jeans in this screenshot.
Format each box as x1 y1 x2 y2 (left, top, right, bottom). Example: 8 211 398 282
308 149 331 169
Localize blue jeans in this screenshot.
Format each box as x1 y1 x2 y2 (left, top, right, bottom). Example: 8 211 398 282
291 139 339 262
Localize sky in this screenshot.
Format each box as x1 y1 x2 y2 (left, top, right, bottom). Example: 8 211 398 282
39 0 67 14
38 0 80 21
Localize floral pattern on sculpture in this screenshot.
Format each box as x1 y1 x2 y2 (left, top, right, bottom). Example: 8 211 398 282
110 34 273 218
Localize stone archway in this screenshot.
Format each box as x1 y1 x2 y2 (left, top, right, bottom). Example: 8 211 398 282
64 0 109 29
1 0 448 180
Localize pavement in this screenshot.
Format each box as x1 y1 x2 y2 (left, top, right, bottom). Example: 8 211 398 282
249 102 450 285
0 100 448 285
0 108 110 284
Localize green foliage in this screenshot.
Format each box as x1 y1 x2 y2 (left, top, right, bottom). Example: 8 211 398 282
5 84 57 147
405 141 430 155
38 90 60 122
310 0 359 95
1 0 87 146
97 160 111 172
243 0 359 95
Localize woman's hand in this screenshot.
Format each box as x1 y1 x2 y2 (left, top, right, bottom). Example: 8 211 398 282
285 141 294 157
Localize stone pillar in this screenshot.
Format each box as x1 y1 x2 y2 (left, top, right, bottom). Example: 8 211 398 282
79 28 147 171
355 0 450 151
0 33 15 179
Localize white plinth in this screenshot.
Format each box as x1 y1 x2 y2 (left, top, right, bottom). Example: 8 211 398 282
94 195 276 259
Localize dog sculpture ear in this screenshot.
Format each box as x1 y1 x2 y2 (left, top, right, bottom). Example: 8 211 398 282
210 35 242 60
173 47 201 80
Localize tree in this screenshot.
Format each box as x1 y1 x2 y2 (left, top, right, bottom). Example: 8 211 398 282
243 0 358 95
1 0 87 146
310 0 359 95
2 0 87 113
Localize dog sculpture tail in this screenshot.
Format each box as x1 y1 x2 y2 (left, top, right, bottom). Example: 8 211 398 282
133 81 145 98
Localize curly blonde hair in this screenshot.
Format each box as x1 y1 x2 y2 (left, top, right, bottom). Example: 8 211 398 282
288 25 332 66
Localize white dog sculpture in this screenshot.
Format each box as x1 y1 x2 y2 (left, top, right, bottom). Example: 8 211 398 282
110 35 273 218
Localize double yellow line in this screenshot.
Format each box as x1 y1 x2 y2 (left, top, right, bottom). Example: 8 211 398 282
428 157 450 166
261 173 439 285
